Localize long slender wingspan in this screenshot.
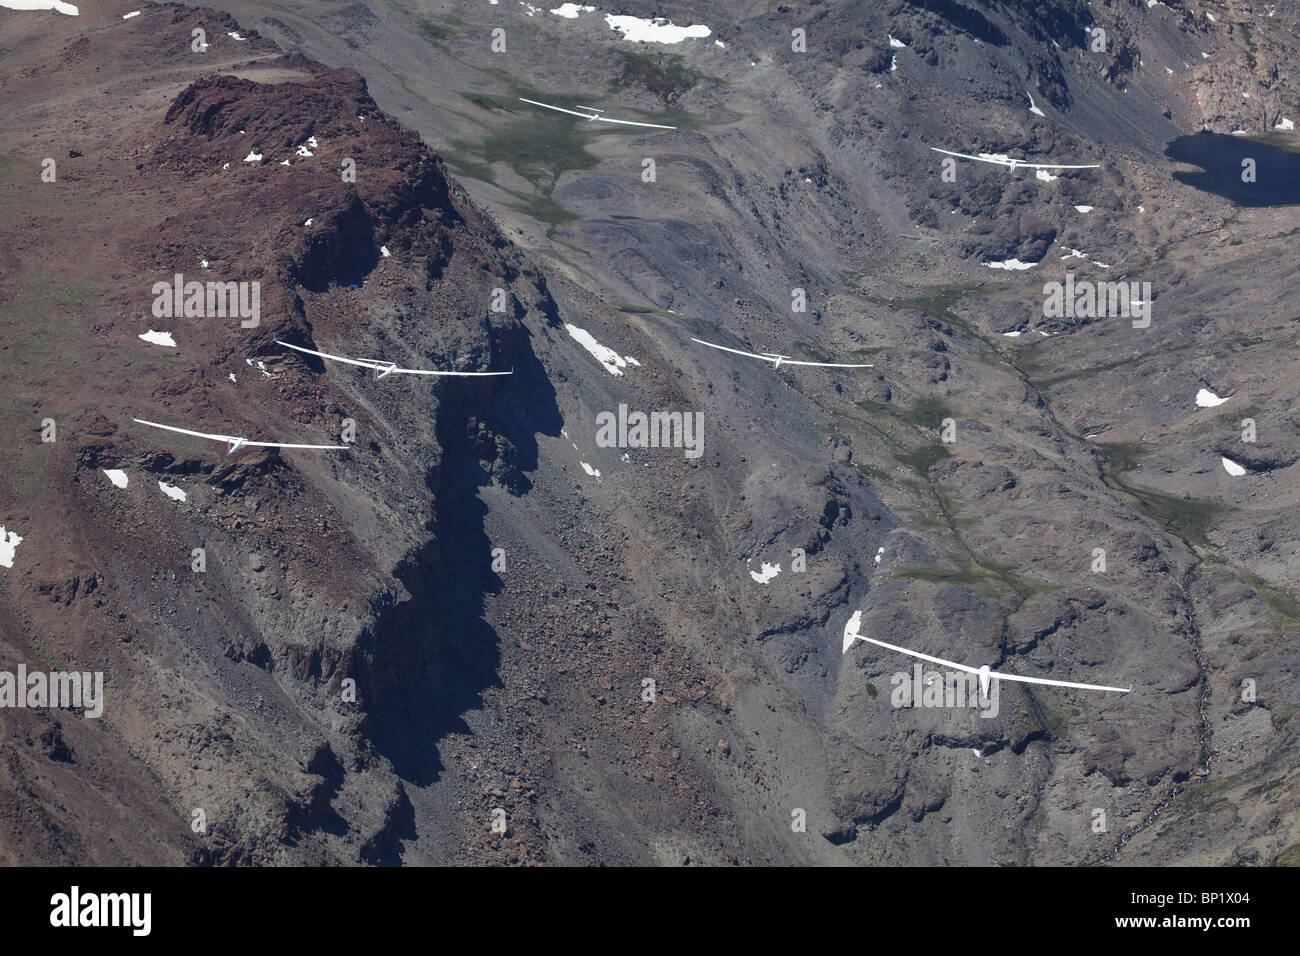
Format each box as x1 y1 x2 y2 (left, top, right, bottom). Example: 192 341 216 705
770 358 875 368
691 338 773 361
235 439 348 449
591 115 678 130
692 338 873 369
844 623 1131 694
518 97 676 130
277 340 511 377
517 96 598 119
132 418 346 450
929 146 1100 170
388 368 513 377
133 418 235 444
931 147 1016 165
278 340 384 370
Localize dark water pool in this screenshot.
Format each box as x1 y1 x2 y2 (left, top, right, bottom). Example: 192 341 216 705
1165 132 1300 206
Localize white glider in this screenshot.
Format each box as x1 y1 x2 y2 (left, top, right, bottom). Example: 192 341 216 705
691 337 873 370
930 146 1100 172
276 341 512 380
842 612 1130 695
132 418 346 456
517 97 677 130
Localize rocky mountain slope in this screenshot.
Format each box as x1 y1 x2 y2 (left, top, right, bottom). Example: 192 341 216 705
1 0 1296 865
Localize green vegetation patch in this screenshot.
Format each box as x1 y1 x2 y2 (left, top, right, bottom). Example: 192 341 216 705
1095 442 1228 547
894 551 1052 602
856 395 953 430
1095 441 1147 474
415 11 464 43
895 444 951 476
614 51 708 102
449 89 609 232
1032 340 1196 390
792 341 830 363
1238 570 1300 623
863 285 989 343
1117 480 1227 548
1276 843 1300 867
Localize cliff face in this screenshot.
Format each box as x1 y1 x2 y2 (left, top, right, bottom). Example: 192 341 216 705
0 3 565 864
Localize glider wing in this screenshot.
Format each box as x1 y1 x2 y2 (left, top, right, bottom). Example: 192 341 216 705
132 418 346 451
845 628 1131 694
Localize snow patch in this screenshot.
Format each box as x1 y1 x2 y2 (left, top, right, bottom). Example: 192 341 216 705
888 34 906 48
139 330 176 347
122 10 139 18
1196 388 1229 407
1035 169 1058 182
0 527 22 568
606 14 709 44
103 469 128 489
550 3 593 17
1221 457 1246 477
0 0 79 13
1074 205 1094 213
1027 92 1045 117
580 461 602 479
566 323 630 376
984 258 1038 270
749 562 780 584
1276 117 1295 131
243 151 263 163
158 481 187 502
